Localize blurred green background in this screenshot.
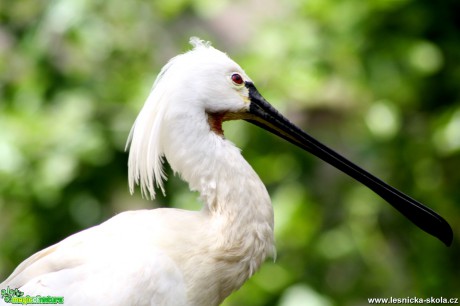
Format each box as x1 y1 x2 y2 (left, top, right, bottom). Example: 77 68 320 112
1 0 459 305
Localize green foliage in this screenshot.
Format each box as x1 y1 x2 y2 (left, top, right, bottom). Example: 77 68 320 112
1 0 459 304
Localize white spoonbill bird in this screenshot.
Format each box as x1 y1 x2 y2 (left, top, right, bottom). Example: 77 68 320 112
1 37 452 306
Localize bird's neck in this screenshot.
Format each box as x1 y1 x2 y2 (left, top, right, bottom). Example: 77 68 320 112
163 111 275 272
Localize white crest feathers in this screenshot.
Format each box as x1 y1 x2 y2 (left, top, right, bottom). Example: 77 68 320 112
126 37 215 199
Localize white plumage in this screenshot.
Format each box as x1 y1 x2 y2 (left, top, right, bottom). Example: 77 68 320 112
1 38 275 306
1 35 453 306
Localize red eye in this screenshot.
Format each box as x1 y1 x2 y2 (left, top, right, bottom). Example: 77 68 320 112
231 73 244 85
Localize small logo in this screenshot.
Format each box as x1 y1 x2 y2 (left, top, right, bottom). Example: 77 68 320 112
1 287 64 304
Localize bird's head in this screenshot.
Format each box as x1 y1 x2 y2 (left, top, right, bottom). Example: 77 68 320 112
154 37 252 116
126 37 254 198
126 37 452 246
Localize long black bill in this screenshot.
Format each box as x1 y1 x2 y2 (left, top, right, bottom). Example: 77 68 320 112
244 82 453 246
